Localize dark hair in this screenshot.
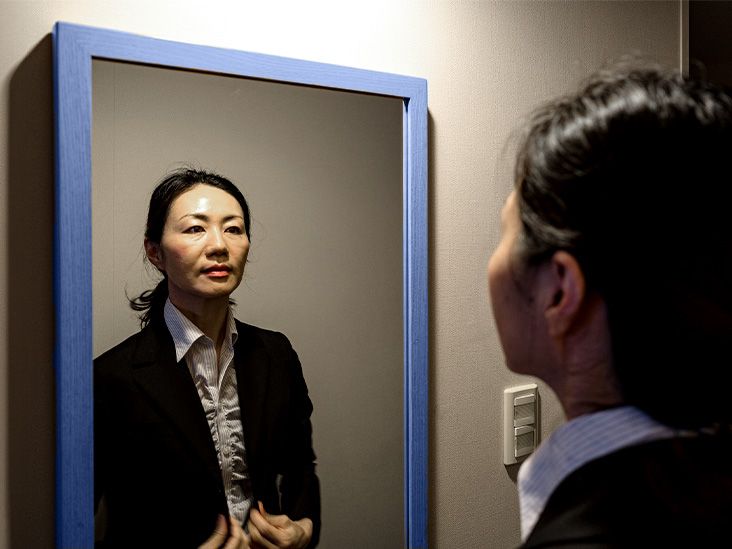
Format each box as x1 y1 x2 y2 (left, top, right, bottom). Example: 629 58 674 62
129 167 251 326
514 65 732 430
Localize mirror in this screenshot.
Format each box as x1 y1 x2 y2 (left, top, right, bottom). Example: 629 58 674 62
93 59 403 546
54 22 427 548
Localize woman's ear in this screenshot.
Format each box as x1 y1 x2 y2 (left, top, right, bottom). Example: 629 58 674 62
541 251 586 338
144 238 164 272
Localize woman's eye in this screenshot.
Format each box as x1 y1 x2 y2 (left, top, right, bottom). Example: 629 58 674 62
184 225 204 234
225 226 243 234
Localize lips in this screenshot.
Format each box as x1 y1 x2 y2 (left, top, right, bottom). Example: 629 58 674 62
202 264 232 277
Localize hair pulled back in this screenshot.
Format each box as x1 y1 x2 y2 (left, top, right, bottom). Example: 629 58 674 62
515 65 732 430
129 167 251 326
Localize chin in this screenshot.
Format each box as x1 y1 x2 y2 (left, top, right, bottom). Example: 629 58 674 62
194 287 236 300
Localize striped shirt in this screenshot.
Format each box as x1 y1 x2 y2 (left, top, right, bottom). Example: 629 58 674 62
517 405 686 541
164 299 253 524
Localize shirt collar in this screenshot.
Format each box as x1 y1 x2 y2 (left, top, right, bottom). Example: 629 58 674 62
163 298 238 363
517 405 682 541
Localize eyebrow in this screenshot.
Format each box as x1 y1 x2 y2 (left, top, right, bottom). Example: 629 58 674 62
177 213 244 223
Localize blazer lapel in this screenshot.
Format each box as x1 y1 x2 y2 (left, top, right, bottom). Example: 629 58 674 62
234 321 271 462
130 320 221 478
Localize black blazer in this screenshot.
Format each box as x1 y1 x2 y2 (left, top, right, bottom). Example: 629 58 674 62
94 317 320 548
522 435 732 548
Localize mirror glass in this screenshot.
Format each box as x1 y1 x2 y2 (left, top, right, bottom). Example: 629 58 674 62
92 59 404 547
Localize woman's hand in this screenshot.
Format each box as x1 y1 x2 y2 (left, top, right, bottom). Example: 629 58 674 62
199 514 251 549
247 502 313 549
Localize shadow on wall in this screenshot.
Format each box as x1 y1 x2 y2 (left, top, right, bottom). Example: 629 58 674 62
7 34 55 548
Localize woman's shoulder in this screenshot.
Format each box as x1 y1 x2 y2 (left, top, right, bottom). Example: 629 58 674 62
234 319 293 347
93 322 164 370
524 436 732 547
95 331 142 363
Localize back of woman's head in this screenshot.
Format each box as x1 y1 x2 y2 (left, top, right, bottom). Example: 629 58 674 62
515 64 732 430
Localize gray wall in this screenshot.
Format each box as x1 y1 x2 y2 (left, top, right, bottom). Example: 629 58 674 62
92 60 404 548
0 2 680 548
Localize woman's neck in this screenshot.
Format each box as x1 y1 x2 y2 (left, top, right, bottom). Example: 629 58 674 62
169 294 230 351
547 294 624 421
559 360 624 420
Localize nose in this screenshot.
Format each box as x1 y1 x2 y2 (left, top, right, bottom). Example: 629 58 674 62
206 228 228 258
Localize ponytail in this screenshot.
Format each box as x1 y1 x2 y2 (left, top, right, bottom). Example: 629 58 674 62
129 278 168 327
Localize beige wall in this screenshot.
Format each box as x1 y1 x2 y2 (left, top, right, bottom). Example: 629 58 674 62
0 2 679 548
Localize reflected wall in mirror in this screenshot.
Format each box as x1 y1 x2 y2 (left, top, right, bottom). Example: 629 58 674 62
53 22 427 549
92 59 403 547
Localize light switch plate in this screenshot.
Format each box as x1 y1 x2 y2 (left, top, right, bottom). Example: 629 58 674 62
503 383 538 465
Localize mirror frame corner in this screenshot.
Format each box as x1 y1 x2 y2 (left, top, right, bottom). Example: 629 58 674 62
53 21 428 548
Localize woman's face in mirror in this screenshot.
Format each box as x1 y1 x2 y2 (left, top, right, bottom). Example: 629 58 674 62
146 183 250 308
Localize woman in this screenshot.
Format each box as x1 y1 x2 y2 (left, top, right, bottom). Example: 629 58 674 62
488 67 732 546
94 168 320 548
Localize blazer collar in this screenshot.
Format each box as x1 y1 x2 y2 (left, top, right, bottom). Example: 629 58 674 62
233 320 271 459
128 318 272 473
129 319 221 478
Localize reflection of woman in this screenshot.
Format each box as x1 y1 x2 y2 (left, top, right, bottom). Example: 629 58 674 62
489 67 732 546
94 168 320 548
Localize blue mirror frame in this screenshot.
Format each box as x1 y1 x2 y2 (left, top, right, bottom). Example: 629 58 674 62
53 22 428 548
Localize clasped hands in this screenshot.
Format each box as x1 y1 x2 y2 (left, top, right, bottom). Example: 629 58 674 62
200 501 312 549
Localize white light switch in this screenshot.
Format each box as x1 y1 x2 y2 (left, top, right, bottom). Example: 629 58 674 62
503 384 538 465
514 426 535 458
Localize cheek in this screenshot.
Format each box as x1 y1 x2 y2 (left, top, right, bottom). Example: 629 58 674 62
488 248 529 349
487 247 508 304
488 268 511 333
488 253 513 338
234 242 249 264
487 254 498 291
160 242 195 273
